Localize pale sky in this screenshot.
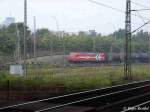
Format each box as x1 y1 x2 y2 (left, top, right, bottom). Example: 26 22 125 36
0 0 150 34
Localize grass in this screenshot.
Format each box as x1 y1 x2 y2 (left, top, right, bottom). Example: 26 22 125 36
0 64 149 92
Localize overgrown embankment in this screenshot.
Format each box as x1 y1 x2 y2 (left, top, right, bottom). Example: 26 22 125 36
0 64 149 100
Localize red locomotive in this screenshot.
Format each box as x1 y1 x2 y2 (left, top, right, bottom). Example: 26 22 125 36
67 52 106 63
67 52 150 64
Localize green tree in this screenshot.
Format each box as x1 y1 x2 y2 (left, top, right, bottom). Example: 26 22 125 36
0 23 31 55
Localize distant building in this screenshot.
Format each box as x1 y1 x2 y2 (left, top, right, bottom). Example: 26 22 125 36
89 30 96 37
2 17 15 27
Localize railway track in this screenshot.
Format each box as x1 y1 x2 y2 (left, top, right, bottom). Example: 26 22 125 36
67 63 123 67
0 80 150 112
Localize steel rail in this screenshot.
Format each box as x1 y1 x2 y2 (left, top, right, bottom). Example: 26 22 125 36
35 84 150 112
0 80 149 111
94 92 150 112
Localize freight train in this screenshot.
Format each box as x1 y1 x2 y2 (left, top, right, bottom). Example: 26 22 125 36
67 52 150 64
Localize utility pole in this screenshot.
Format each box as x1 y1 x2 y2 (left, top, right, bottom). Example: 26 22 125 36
16 24 21 63
61 31 66 67
33 16 36 58
24 0 27 76
89 30 96 52
50 33 53 56
124 0 132 80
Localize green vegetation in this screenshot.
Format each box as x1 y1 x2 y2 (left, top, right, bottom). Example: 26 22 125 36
0 23 30 55
0 23 149 58
0 23 149 92
0 64 149 92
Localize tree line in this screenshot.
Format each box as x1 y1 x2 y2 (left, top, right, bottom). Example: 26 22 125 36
0 23 149 57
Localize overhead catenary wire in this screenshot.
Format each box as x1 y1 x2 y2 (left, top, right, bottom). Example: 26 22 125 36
131 1 150 9
89 0 150 33
130 1 150 31
89 0 124 13
135 11 146 23
131 1 150 64
131 1 150 12
132 9 150 11
132 20 150 33
88 0 150 20
130 1 150 23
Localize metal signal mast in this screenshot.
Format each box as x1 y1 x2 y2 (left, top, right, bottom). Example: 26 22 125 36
34 16 36 58
24 0 27 76
124 0 132 80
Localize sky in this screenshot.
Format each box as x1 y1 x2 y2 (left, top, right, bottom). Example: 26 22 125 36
0 0 150 35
